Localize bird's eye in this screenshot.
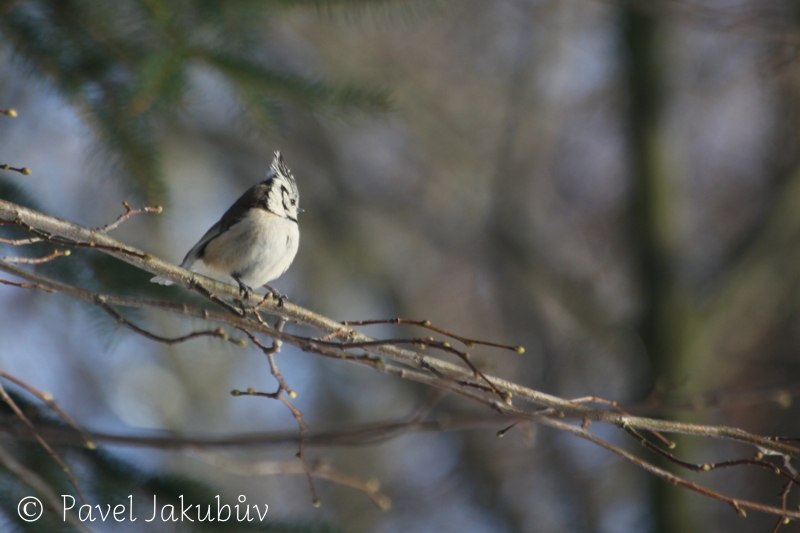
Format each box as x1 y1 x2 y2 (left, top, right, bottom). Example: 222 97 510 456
290 199 296 205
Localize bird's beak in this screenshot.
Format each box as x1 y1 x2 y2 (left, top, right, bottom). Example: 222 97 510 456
298 207 305 213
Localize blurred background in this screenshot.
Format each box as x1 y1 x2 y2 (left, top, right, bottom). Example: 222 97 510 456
1 0 800 531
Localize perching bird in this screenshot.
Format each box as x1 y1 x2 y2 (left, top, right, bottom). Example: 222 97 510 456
151 151 301 302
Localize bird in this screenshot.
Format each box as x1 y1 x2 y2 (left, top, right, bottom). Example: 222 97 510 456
151 151 301 304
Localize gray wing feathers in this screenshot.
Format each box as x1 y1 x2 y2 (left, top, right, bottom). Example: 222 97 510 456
181 185 265 265
179 220 223 268
149 184 265 286
150 221 223 286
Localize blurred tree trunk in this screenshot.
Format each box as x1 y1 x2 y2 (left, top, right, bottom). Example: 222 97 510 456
622 7 665 388
621 8 697 533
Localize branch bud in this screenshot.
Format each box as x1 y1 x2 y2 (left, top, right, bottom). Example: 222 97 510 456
775 390 792 408
365 478 380 493
376 496 392 511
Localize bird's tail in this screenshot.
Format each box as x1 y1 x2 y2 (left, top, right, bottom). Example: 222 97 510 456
150 276 174 286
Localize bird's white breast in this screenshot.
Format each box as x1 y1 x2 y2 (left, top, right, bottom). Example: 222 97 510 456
198 209 299 288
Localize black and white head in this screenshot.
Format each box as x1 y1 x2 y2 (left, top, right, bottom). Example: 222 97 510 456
262 151 301 222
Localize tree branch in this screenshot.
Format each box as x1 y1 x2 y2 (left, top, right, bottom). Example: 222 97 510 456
3 198 800 520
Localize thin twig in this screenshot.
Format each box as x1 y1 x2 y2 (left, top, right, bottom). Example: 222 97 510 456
0 236 44 245
0 277 55 292
189 278 246 317
0 412 511 449
98 201 162 233
237 320 296 398
313 337 506 400
7 219 147 258
0 443 93 533
3 249 70 264
280 395 319 506
771 478 793 533
0 381 88 505
0 372 95 450
343 317 525 353
317 328 353 342
0 164 30 175
233 388 321 506
539 416 800 520
190 452 391 510
501 395 635 438
621 424 800 488
95 297 244 347
572 396 675 448
233 318 318 506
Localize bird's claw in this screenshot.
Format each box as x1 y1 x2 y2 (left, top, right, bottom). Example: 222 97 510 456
271 290 287 309
235 279 254 301
264 284 288 308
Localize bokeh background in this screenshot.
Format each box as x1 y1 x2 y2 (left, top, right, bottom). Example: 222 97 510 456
2 0 800 532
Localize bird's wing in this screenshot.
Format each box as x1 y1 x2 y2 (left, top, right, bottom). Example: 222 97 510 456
179 183 268 268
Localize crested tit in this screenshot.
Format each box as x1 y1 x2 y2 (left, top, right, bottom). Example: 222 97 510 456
151 151 301 300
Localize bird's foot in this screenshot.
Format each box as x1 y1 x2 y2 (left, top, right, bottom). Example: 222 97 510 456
263 284 288 308
235 278 254 302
